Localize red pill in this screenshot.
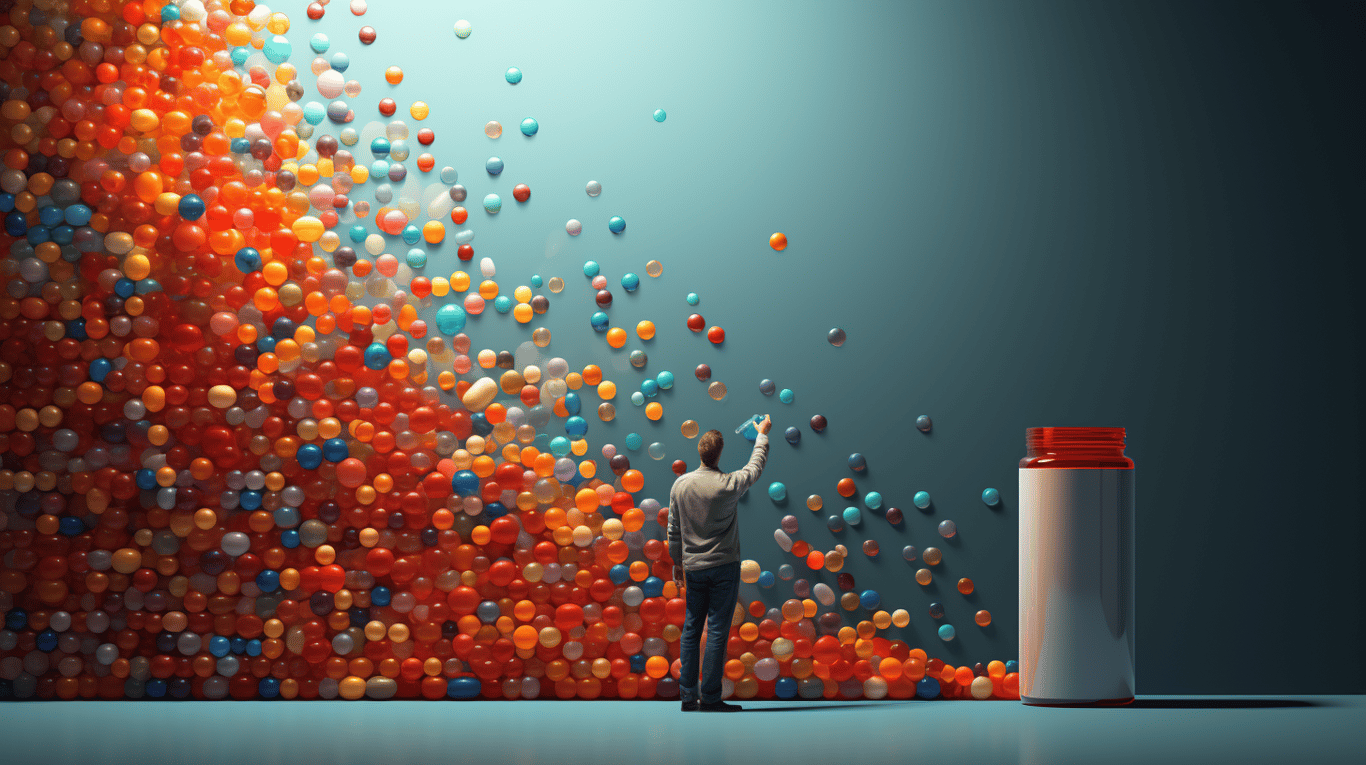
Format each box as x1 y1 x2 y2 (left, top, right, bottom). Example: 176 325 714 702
417 128 435 145
671 460 687 475
694 364 711 381
707 326 725 344
378 98 397 116
513 184 530 202
307 2 324 19
359 26 377 44
457 244 474 261
686 314 704 332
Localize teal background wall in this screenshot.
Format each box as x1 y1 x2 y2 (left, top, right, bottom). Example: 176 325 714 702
314 0 1363 693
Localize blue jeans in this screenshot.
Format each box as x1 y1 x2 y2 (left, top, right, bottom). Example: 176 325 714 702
678 560 740 704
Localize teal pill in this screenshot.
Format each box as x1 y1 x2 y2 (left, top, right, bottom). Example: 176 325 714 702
309 33 330 53
938 624 956 641
686 293 699 306
779 389 794 404
621 273 640 291
656 371 674 389
520 118 539 136
506 67 522 84
631 391 645 406
608 216 626 234
262 35 292 64
583 261 600 277
405 248 427 268
626 433 642 450
486 157 504 175
531 274 543 288
768 482 787 502
864 492 882 510
483 194 502 213
982 488 1000 506
913 491 931 509
843 506 862 526
653 109 667 122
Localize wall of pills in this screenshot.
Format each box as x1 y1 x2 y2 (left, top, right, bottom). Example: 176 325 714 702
0 0 1019 701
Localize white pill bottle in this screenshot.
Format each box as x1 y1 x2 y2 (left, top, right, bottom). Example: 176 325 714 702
1019 427 1135 706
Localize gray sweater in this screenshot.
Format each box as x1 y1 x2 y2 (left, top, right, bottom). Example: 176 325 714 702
667 432 769 572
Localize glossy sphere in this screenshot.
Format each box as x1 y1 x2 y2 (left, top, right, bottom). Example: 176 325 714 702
958 578 974 595
938 520 957 538
768 483 787 502
938 624 956 642
654 109 668 122
608 216 626 234
982 487 1000 506
928 602 945 619
769 232 788 250
828 327 846 346
975 610 992 627
914 491 932 509
916 569 933 586
784 427 801 444
810 415 827 432
922 548 943 566
687 314 705 332
848 453 866 472
707 326 725 344
695 364 712 381
916 415 933 432
902 545 918 562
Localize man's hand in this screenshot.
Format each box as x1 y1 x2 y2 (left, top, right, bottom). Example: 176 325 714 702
673 565 685 588
755 414 772 435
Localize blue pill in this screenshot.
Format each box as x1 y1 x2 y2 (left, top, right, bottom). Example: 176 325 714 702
323 438 348 462
757 571 775 588
938 624 956 641
608 216 626 234
621 273 640 291
363 343 391 369
178 194 205 220
486 156 504 175
296 444 323 470
768 482 787 501
331 52 350 71
563 392 581 415
235 247 262 272
779 388 794 404
1006 660 1019 674
914 491 932 509
583 261 600 277
451 470 480 496
609 564 630 585
842 506 862 526
370 137 390 156
640 380 659 398
848 453 867 472
590 311 610 332
929 602 944 619
826 515 844 532
784 427 801 445
864 491 882 510
520 117 539 136
859 590 881 610
982 488 1000 506
775 677 797 699
505 67 522 84
565 416 588 437
759 379 776 395
917 678 941 698
916 415 933 432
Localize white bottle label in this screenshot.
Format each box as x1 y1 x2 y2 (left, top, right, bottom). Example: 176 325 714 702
1019 468 1135 703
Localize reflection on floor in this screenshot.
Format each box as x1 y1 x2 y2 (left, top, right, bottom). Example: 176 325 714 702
4 695 1360 765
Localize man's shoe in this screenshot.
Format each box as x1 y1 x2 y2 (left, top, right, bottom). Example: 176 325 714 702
681 700 699 712
698 700 742 712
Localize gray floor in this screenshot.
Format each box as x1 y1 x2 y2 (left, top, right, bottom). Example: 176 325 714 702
2 696 1358 765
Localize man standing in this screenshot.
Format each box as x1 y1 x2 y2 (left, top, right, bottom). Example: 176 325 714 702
668 415 771 712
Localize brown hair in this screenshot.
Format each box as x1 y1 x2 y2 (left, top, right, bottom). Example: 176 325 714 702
698 430 723 468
